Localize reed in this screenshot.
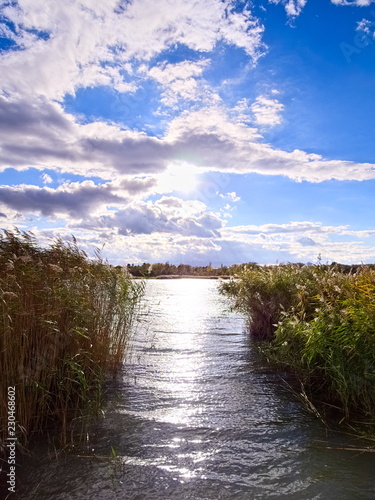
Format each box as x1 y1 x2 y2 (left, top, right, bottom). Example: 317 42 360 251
220 263 375 427
0 229 144 452
220 264 316 340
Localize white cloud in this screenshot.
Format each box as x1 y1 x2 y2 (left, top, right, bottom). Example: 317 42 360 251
270 0 375 17
250 95 284 126
1 95 375 183
297 236 316 246
2 2 373 187
356 18 375 39
41 173 53 184
0 0 264 100
74 196 224 239
269 0 307 17
148 59 215 108
220 191 241 202
166 106 375 182
0 180 128 218
224 221 342 235
331 0 375 6
7 210 375 266
221 220 375 264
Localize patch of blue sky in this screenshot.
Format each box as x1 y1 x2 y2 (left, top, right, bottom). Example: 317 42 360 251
0 17 18 51
150 43 205 66
149 41 258 109
0 168 107 188
62 82 166 135
219 174 375 229
0 16 50 51
253 1 375 163
24 28 50 41
19 217 72 234
206 46 261 107
0 36 16 51
328 233 371 243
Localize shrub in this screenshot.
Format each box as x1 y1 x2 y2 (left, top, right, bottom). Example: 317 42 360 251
220 264 316 340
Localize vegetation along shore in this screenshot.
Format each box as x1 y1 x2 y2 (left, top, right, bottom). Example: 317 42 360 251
0 229 144 455
220 263 375 436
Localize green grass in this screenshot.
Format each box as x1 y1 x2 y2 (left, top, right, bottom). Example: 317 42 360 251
220 263 375 431
0 229 144 452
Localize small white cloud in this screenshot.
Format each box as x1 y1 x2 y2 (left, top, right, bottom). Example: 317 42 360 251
251 95 284 126
297 236 316 246
269 0 307 17
41 173 53 184
331 0 375 6
148 59 211 108
220 191 241 202
228 192 240 202
356 18 375 38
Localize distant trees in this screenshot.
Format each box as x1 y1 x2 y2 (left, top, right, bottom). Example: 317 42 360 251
126 262 260 277
126 261 375 278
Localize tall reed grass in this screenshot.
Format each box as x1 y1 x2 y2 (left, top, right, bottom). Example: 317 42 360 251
220 263 375 427
0 229 144 452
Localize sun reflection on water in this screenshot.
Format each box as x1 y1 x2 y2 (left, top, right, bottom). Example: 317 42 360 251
136 279 223 426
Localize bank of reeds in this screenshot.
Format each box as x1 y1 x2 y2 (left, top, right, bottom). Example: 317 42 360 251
220 263 375 429
0 229 144 452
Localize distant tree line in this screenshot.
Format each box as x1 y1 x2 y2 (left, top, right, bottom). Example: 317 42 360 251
127 262 258 277
126 261 375 278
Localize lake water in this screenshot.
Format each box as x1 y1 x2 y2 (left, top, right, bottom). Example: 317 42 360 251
18 279 375 499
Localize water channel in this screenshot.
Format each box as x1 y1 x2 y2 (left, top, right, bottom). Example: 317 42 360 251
18 279 375 499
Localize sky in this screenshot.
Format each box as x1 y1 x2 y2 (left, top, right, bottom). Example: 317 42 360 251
1 0 375 266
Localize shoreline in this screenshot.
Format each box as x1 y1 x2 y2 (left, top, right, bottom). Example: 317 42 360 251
146 275 232 280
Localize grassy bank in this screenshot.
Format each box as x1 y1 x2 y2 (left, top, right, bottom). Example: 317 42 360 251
0 230 144 452
220 263 375 431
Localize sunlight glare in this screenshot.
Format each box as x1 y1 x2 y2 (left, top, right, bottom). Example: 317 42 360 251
158 163 199 193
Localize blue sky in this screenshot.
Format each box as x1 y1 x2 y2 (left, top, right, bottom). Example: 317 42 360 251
1 0 375 265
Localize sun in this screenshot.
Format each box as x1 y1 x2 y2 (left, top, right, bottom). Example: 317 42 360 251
158 163 199 193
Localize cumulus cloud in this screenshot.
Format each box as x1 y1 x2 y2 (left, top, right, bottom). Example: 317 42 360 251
0 0 264 100
12 212 375 266
0 94 171 176
155 196 206 217
297 236 317 246
0 181 127 218
148 59 216 108
269 0 307 17
1 2 373 187
220 191 241 202
270 0 374 17
76 197 224 239
1 94 375 183
331 0 375 6
220 220 375 264
166 107 375 182
119 177 158 195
